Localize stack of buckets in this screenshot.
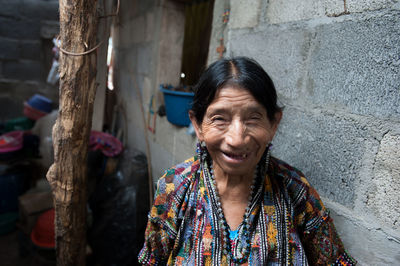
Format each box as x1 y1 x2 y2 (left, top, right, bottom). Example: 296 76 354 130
23 94 53 121
0 94 52 236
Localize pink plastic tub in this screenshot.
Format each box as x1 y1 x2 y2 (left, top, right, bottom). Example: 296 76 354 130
0 131 24 153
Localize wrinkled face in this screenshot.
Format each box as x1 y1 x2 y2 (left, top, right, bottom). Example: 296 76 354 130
191 85 281 177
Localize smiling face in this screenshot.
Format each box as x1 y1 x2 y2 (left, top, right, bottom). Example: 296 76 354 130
190 85 282 178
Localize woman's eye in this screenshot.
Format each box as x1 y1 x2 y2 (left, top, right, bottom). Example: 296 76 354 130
248 115 262 121
210 116 228 124
212 117 225 122
245 115 263 125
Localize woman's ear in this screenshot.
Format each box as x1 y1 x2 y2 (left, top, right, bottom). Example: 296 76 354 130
271 111 282 136
189 111 204 141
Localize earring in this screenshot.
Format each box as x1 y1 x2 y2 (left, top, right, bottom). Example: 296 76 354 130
196 141 208 163
265 143 272 172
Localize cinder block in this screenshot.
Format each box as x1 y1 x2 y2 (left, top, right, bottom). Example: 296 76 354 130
119 0 138 22
130 15 146 44
137 43 153 75
272 106 374 207
119 48 138 73
370 133 400 229
0 79 18 95
0 95 24 120
152 115 196 177
230 27 310 102
150 140 175 181
0 37 19 60
145 11 155 42
328 202 400 265
347 0 395 13
116 22 131 49
20 40 41 61
265 0 343 24
3 60 42 81
40 20 59 39
0 17 20 39
19 20 41 40
308 12 400 120
0 17 41 39
138 0 157 14
230 0 261 29
0 79 42 102
20 0 59 21
0 0 21 18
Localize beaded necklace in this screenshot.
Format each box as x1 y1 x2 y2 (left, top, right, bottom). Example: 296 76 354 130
202 157 265 264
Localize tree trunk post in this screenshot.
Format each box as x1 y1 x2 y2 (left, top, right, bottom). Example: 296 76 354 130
46 1 98 265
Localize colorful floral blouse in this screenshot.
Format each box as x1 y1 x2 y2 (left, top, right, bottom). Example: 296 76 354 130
138 156 356 265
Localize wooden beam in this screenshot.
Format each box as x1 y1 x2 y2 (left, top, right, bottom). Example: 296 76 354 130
46 1 98 265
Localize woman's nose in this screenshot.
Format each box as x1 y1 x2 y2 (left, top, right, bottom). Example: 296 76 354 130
225 120 247 147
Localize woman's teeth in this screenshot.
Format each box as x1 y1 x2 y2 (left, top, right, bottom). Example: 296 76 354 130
226 153 247 159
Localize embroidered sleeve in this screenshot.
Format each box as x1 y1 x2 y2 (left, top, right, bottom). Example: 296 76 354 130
301 215 357 265
138 158 197 265
138 174 176 265
138 216 174 265
295 180 357 265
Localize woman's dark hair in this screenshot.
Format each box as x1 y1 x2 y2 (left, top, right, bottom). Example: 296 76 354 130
191 56 282 123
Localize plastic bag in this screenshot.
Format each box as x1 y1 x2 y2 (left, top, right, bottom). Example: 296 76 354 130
88 149 149 266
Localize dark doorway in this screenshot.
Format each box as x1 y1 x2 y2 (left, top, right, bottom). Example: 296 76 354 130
180 0 215 87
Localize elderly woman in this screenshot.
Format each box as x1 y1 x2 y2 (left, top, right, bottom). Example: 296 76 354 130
138 57 356 265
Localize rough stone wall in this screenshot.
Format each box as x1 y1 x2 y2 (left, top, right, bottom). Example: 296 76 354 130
206 0 399 264
114 0 197 180
0 0 59 118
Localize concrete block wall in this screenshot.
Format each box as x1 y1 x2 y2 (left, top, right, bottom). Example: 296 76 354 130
207 0 399 264
114 0 197 181
0 0 59 118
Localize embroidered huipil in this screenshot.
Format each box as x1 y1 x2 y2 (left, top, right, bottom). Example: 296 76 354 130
138 156 356 265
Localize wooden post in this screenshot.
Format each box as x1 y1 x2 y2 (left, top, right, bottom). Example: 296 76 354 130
46 1 98 265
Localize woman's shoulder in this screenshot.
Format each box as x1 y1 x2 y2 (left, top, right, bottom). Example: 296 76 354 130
270 156 327 223
270 156 324 207
157 156 200 190
151 157 200 221
140 157 201 265
270 156 311 187
153 157 200 207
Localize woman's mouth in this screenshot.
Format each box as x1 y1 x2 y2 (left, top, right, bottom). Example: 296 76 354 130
222 151 249 161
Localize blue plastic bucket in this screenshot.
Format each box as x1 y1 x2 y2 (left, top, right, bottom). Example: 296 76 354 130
160 86 194 127
27 94 53 113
